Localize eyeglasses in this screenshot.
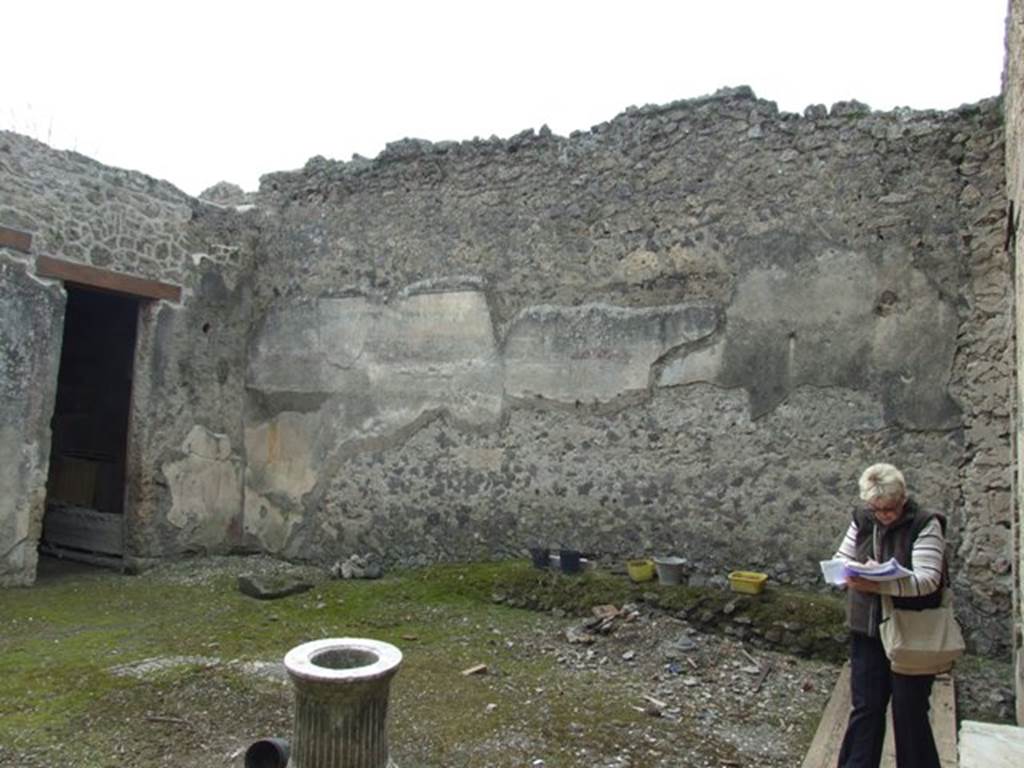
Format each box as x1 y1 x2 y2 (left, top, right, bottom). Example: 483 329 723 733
870 500 904 515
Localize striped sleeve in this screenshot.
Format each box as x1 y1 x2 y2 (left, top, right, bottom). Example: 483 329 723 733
833 520 859 562
875 518 944 597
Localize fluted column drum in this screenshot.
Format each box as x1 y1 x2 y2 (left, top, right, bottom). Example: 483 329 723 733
284 638 403 768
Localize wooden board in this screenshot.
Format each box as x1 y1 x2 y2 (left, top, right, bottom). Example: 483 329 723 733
48 455 100 507
880 673 956 768
0 225 32 253
38 543 125 572
932 674 957 767
802 664 957 768
801 664 852 768
42 504 124 556
36 254 181 302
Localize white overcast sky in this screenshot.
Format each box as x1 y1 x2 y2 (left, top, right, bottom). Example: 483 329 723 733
2 0 1009 196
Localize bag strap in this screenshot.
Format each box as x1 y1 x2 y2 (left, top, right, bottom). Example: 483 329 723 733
880 593 894 621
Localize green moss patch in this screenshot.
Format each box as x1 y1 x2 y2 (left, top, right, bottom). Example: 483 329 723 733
482 562 848 661
0 557 848 767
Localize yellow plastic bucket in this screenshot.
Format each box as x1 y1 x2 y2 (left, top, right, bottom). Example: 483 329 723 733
728 571 768 594
627 558 656 583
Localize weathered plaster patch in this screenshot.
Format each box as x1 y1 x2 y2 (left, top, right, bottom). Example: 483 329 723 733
0 429 45 583
243 486 297 554
658 338 726 386
164 426 242 549
319 292 503 428
247 291 504 436
504 302 719 403
869 255 960 428
244 412 320 500
703 245 960 425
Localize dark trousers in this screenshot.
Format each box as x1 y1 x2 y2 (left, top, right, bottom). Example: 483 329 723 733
836 632 939 768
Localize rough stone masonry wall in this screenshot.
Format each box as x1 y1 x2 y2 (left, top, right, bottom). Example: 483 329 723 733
0 131 256 584
250 88 1013 655
1004 0 1024 721
950 109 1015 658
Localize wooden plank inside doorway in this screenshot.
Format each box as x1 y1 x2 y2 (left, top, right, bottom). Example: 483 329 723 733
42 504 124 556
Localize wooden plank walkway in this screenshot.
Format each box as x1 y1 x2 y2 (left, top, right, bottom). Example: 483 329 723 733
801 664 956 768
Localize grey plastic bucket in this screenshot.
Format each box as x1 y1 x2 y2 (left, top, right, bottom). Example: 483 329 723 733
654 556 686 586
529 546 550 569
559 549 583 574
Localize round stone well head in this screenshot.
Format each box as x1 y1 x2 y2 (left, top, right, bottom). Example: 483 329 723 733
285 637 403 688
284 638 403 768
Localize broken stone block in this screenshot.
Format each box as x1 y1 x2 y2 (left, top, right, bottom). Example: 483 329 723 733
238 574 313 600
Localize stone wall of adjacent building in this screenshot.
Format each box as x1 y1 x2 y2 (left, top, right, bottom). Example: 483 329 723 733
0 131 257 584
949 106 1015 661
0 254 64 585
1004 0 1024 722
250 88 1013 655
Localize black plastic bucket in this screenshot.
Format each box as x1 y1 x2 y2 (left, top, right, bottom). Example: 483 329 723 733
245 738 290 768
529 546 550 569
559 549 582 574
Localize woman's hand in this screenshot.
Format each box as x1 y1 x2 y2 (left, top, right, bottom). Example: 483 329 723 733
846 575 881 594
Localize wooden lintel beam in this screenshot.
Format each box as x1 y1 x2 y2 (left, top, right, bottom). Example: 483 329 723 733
0 225 33 253
35 255 182 302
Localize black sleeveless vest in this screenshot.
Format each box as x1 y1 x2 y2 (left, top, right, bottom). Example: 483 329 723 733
846 498 946 637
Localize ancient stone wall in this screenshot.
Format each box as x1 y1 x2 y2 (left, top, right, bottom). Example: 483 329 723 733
249 89 1012 654
1004 0 1024 721
0 131 256 583
0 86 1014 658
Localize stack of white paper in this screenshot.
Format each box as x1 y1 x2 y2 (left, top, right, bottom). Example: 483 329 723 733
819 557 913 585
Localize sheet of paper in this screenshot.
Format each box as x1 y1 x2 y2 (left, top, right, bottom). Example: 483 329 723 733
820 559 848 586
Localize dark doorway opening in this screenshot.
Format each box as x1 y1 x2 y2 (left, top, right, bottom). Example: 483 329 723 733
40 285 139 567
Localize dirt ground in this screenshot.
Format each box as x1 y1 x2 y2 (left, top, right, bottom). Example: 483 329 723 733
0 555 1014 767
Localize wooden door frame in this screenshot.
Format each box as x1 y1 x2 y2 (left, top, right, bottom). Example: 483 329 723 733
35 255 181 567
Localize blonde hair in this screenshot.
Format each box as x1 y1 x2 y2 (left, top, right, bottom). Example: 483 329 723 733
858 463 906 503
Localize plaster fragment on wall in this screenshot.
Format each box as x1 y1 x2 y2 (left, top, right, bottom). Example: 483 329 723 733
504 302 719 403
164 426 242 548
247 290 504 435
0 428 43 576
714 246 959 426
244 412 320 500
659 339 725 386
243 486 296 554
320 291 503 426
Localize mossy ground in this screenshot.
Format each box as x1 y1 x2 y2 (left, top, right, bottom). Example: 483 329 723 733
0 556 1010 767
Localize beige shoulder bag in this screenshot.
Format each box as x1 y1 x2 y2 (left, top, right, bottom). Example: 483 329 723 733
873 522 965 676
879 589 965 675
